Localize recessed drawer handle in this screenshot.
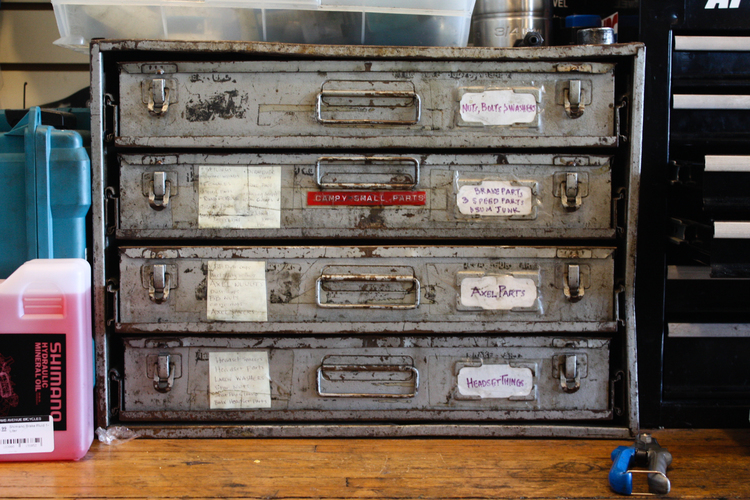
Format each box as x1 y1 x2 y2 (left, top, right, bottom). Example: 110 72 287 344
674 36 750 52
315 156 420 189
714 221 750 239
316 274 421 310
316 90 422 125
317 364 420 398
705 155 750 172
673 94 750 110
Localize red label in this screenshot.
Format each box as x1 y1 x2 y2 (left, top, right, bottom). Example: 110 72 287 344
307 191 427 206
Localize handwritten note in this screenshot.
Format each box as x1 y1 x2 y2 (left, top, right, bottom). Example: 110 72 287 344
457 364 533 399
207 261 267 322
209 351 271 409
460 275 537 310
457 181 533 216
199 166 281 229
460 90 538 126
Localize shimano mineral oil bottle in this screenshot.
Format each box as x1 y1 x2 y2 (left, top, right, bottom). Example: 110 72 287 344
0 259 93 461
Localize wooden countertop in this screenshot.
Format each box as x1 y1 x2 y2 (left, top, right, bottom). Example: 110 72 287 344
2 429 748 499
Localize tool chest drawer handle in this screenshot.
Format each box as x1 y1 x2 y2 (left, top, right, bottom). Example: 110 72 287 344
316 156 420 189
673 94 750 110
675 36 750 52
705 155 750 172
713 221 750 239
317 365 420 398
316 274 421 309
316 90 422 125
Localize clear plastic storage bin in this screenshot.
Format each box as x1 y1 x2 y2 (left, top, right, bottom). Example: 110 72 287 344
52 0 476 52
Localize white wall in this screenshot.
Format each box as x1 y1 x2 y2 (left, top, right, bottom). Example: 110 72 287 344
0 2 89 108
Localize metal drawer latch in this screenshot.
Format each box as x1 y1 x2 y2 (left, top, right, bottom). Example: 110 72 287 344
148 171 171 211
153 354 175 393
564 264 585 301
560 172 582 210
555 354 581 393
564 80 585 118
148 264 172 304
147 79 170 116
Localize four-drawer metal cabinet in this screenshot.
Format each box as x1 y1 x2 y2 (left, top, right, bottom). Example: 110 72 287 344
91 41 645 438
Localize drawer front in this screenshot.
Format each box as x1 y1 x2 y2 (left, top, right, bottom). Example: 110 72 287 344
116 246 617 333
120 336 612 421
117 60 616 148
703 155 750 216
118 153 615 240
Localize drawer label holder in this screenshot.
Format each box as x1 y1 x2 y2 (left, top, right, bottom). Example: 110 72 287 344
459 90 538 126
457 181 533 216
307 191 426 206
456 364 534 399
460 275 538 310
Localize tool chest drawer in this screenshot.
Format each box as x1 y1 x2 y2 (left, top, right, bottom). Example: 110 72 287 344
116 246 617 334
119 336 612 421
93 41 643 438
117 153 615 240
116 59 617 149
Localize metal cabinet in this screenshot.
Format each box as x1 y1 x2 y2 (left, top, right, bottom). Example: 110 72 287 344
639 0 750 428
92 41 644 438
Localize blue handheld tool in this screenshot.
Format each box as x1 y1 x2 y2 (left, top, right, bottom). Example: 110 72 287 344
609 433 672 495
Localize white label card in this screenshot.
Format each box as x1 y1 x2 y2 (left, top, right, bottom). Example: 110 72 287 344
0 416 54 455
460 90 538 126
207 261 267 322
457 365 534 399
457 181 533 216
209 351 272 409
199 166 281 229
460 275 537 310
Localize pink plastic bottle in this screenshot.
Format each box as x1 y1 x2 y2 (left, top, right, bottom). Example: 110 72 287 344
0 259 93 461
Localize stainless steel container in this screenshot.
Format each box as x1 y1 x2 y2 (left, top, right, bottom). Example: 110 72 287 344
472 0 552 47
577 27 616 45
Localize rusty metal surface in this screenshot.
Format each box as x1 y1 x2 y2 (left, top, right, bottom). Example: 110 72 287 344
116 246 617 333
91 41 645 438
120 336 611 420
94 39 643 61
117 59 616 149
117 153 614 240
102 423 632 439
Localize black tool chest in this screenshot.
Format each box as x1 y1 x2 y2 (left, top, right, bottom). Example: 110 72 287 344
640 0 750 427
91 41 644 437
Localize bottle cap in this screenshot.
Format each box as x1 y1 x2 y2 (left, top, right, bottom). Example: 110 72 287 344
565 15 602 28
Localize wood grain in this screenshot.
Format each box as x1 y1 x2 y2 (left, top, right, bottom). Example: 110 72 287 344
1 429 748 499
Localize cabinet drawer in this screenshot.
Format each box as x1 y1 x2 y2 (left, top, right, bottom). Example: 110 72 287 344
117 153 615 240
117 59 616 149
120 336 612 421
116 246 618 334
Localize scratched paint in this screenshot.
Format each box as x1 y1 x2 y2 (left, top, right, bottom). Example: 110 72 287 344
185 90 249 122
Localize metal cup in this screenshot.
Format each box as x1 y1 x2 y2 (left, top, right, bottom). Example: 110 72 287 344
471 0 552 47
577 27 616 45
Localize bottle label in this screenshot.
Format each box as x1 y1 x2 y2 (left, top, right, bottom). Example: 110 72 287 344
0 415 55 454
0 335 67 431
